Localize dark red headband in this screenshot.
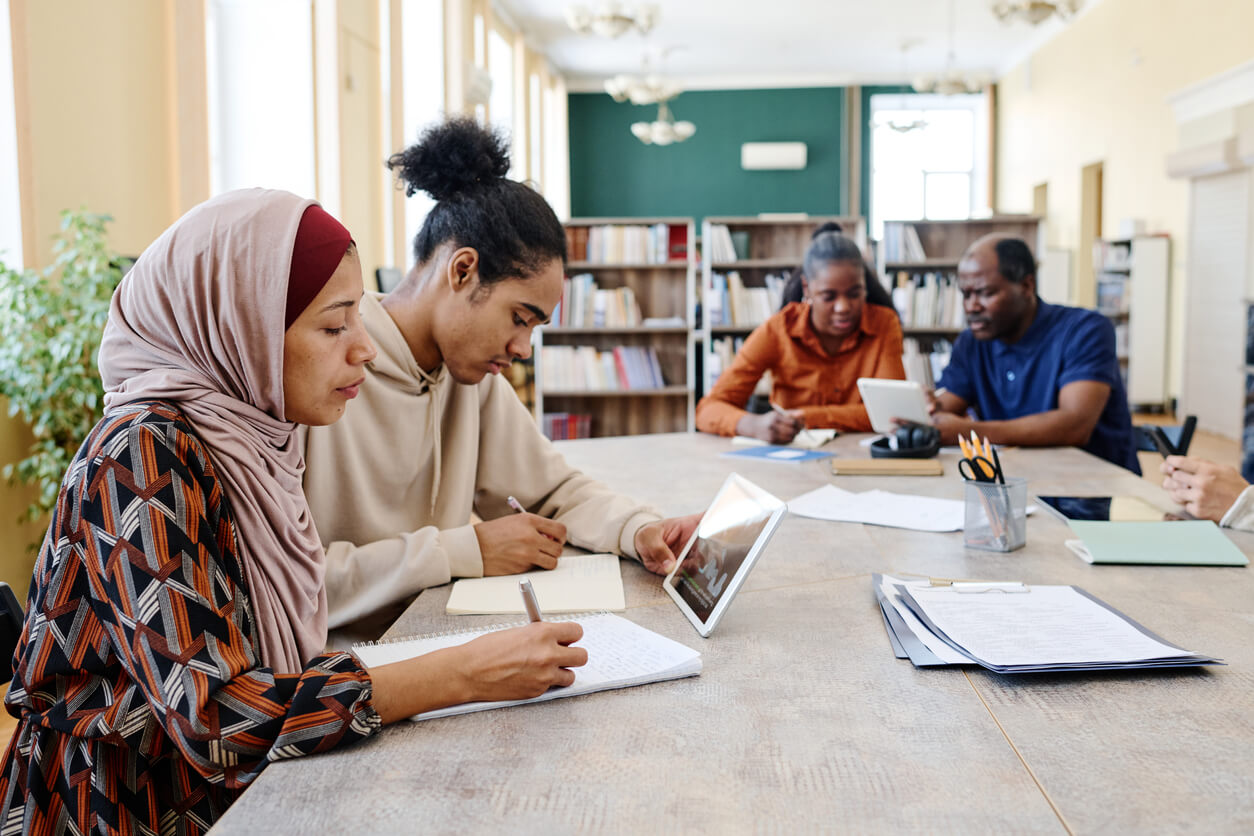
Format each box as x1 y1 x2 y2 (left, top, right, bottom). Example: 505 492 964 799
286 204 353 329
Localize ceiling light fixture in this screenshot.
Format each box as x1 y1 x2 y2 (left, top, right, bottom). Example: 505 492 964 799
992 0 1082 25
604 73 682 106
913 0 987 96
631 101 695 146
565 3 658 38
878 40 928 133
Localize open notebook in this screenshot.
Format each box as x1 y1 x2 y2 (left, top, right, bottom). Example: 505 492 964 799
352 612 702 721
446 554 625 614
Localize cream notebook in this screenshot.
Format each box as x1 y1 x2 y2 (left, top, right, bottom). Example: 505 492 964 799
352 612 702 721
445 553 626 614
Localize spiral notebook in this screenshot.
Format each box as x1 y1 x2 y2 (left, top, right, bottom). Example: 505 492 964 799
352 612 702 721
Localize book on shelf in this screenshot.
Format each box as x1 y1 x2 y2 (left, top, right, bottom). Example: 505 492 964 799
566 223 682 265
881 222 927 263
1093 240 1132 271
542 412 592 440
708 335 747 384
705 223 739 263
902 337 953 390
889 270 965 330
541 344 666 391
1096 274 1131 315
708 271 787 327
554 274 643 328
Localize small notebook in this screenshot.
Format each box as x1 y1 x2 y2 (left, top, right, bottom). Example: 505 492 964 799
446 554 626 614
831 458 944 476
1065 520 1249 566
352 612 702 721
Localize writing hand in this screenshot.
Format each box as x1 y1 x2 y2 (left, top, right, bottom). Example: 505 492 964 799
461 621 588 699
474 513 566 575
735 410 802 444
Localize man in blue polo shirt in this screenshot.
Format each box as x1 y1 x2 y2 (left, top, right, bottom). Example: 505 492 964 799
930 234 1140 473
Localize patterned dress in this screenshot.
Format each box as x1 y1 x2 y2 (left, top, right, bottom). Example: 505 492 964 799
0 401 381 835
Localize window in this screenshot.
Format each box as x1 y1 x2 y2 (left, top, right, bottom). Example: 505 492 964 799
400 0 444 269
869 93 989 240
488 28 514 141
206 0 316 197
0 0 21 269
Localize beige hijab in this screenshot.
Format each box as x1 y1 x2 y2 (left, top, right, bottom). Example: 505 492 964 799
99 188 329 674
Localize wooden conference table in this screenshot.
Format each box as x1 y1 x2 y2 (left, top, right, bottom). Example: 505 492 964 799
213 433 1254 834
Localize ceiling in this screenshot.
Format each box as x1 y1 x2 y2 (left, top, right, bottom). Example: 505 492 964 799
500 0 1102 92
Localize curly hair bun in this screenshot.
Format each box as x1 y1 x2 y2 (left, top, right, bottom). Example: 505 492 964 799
811 221 843 239
387 117 511 201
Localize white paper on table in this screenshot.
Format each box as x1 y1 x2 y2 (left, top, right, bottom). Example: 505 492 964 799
732 428 838 449
877 575 971 663
903 584 1197 667
788 484 964 532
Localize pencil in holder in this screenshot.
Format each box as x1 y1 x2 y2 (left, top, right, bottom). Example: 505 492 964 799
963 477 1027 552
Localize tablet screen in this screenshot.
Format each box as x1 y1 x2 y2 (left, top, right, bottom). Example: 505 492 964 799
1036 495 1188 522
663 473 785 634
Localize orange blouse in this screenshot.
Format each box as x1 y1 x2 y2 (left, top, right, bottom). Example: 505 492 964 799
696 302 906 435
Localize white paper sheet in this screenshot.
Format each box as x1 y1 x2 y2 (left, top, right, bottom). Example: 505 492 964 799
876 575 971 663
904 584 1196 667
788 484 965 532
446 553 625 614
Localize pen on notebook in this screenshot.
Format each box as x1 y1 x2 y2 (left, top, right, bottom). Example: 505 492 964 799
519 579 544 622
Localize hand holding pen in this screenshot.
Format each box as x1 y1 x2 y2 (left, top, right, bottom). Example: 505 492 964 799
471 496 565 576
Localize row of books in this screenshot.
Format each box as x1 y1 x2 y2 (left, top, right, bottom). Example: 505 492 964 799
880 222 927 262
553 274 642 328
708 271 788 328
707 335 746 385
901 337 953 390
889 270 966 330
565 224 686 264
541 412 592 441
540 345 667 392
1096 273 1131 316
704 224 745 262
1093 240 1132 271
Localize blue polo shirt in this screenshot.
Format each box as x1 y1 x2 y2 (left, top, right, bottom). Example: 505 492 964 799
938 300 1140 473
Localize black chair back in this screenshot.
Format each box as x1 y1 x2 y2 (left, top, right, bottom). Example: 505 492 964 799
1 582 22 685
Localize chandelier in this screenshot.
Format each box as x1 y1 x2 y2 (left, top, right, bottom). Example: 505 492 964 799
878 41 927 133
631 102 695 146
913 0 987 96
565 3 658 38
604 73 681 106
992 0 1082 25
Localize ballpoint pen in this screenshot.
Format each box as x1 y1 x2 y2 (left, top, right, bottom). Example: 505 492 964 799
507 495 526 514
519 579 544 622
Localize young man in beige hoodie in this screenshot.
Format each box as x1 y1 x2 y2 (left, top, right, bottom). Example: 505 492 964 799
302 119 700 637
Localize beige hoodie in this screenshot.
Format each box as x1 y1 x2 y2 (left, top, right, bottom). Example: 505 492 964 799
302 293 662 632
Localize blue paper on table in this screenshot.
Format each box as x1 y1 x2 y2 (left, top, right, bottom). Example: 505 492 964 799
722 445 834 463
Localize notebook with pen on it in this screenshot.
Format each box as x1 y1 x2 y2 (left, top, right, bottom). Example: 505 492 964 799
351 612 701 721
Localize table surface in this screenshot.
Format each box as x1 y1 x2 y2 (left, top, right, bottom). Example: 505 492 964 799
212 433 1254 835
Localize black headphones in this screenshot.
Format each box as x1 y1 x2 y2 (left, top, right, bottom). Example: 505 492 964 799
869 422 941 459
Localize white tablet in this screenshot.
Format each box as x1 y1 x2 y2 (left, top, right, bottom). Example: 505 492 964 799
662 473 787 637
856 378 931 434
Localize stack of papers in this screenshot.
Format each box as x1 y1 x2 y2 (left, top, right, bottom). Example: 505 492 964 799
873 574 1221 673
790 484 965 531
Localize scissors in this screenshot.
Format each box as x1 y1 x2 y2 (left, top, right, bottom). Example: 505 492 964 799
958 455 1000 483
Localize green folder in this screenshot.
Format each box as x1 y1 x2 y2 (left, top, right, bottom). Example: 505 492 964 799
1066 520 1249 566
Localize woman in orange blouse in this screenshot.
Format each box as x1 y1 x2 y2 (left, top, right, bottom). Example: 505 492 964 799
696 229 906 442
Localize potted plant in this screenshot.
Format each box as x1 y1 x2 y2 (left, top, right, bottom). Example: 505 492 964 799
0 210 124 537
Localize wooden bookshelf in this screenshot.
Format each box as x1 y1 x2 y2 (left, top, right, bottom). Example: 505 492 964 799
881 216 1043 388
532 217 696 439
700 215 867 396
1094 235 1169 410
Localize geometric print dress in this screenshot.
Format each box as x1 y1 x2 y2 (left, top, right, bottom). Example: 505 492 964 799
0 401 381 835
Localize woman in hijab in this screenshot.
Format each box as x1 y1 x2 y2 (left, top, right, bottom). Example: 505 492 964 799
0 189 585 834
